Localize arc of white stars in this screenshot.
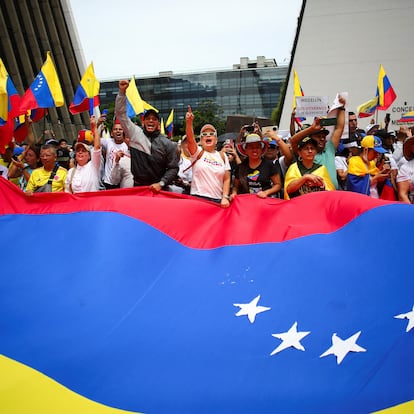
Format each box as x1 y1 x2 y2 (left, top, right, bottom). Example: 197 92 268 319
394 305 414 332
320 331 366 365
233 294 271 324
34 75 44 92
270 321 310 356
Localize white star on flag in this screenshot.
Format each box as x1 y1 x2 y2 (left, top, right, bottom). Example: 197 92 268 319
233 294 271 324
394 305 414 332
320 331 366 365
270 321 310 356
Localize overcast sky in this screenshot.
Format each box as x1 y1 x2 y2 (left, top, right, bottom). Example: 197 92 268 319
69 0 303 80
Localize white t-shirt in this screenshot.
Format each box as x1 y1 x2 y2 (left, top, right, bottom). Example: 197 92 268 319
190 147 230 200
335 156 348 172
111 154 134 188
396 159 414 202
0 165 8 179
66 149 101 193
101 138 128 185
397 158 414 184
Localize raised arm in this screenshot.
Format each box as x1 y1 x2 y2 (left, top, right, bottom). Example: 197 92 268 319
290 117 322 155
330 98 346 149
115 80 151 155
185 105 197 156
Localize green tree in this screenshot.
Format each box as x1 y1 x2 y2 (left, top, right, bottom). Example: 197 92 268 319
192 99 226 135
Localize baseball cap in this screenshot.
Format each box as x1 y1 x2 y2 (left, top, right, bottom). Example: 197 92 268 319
143 109 160 120
298 136 318 149
360 135 387 153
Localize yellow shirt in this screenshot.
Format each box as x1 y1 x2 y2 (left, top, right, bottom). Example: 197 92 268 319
284 162 335 200
26 166 67 192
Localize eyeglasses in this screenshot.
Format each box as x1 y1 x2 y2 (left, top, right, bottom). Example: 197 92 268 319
200 132 216 137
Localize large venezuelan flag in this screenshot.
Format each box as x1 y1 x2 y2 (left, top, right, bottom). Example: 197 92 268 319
0 178 413 414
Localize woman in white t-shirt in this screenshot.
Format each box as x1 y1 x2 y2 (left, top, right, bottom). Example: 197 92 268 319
185 105 231 207
65 116 101 193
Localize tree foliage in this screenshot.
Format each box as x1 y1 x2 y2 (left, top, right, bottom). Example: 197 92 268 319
192 100 226 135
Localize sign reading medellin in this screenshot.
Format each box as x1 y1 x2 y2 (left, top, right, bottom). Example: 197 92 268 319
295 96 329 118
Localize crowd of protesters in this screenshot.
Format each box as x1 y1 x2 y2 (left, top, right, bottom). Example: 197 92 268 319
1 81 414 206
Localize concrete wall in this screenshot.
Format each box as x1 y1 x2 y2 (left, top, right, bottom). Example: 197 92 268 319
280 0 414 131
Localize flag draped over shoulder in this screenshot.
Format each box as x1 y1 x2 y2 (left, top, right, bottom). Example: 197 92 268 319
69 62 100 115
376 64 397 111
19 52 64 114
0 179 413 414
0 59 21 151
126 76 157 118
165 108 174 138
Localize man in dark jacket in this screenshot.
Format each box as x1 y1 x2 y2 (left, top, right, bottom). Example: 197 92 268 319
115 80 179 192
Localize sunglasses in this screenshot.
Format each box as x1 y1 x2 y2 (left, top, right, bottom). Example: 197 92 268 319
200 132 216 137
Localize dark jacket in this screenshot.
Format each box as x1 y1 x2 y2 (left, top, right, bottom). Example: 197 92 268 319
129 134 179 186
115 93 179 186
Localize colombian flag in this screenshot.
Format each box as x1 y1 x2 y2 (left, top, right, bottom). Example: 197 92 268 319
357 97 378 118
0 178 413 414
398 111 414 123
69 62 100 116
19 52 64 114
376 64 397 111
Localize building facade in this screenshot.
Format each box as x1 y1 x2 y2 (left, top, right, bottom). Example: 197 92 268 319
0 0 89 142
100 58 288 135
280 0 414 131
0 0 287 141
